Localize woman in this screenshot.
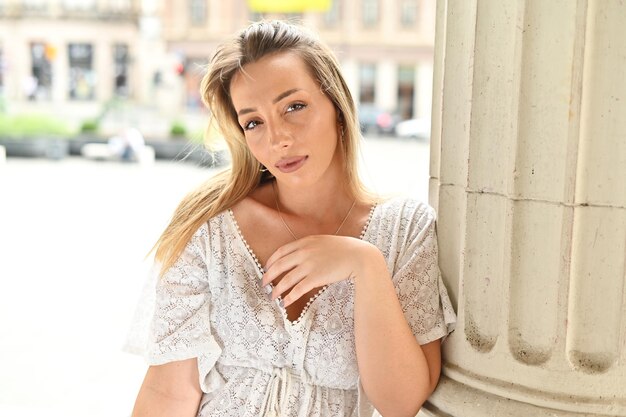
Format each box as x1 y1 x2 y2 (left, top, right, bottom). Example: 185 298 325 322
132 20 455 417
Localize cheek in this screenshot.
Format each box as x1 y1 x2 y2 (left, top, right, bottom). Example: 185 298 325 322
320 117 340 147
245 135 267 162
306 108 335 138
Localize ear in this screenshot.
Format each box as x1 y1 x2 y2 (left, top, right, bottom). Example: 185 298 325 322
336 108 344 126
337 114 345 142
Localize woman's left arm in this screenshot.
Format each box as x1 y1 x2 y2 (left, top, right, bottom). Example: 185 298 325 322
352 242 441 417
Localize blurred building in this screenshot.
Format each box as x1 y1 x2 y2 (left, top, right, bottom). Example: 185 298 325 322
0 0 434 131
0 0 164 123
162 0 435 121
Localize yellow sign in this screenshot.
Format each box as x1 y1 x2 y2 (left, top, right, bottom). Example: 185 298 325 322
44 44 57 61
248 0 331 13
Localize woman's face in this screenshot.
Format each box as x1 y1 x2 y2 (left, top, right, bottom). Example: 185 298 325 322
229 51 342 188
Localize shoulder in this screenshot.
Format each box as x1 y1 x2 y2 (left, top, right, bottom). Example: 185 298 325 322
374 196 436 228
229 183 275 226
367 197 436 255
185 211 231 250
366 197 438 271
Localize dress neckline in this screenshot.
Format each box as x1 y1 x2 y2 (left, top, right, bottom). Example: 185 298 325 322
227 203 379 325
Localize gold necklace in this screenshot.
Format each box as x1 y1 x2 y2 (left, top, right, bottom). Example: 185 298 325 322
272 181 357 241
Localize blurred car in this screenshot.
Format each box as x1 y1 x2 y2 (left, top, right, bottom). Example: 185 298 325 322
358 104 399 135
394 118 431 140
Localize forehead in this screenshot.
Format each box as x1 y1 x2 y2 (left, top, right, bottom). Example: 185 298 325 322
229 52 320 106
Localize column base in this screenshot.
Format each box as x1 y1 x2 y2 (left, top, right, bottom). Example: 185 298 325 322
420 375 615 417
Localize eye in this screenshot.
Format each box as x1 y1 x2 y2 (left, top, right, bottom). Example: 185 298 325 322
242 119 261 131
286 102 307 113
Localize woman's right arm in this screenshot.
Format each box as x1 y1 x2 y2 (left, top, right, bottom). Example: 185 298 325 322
132 358 203 417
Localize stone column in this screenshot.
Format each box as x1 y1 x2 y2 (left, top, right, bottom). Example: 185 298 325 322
425 0 626 416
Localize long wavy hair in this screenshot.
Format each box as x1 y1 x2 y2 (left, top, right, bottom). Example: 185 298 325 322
153 20 374 274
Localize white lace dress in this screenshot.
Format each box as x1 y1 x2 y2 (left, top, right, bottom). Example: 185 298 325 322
136 197 456 417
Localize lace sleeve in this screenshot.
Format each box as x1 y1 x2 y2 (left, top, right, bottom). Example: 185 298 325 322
392 207 456 345
147 222 222 365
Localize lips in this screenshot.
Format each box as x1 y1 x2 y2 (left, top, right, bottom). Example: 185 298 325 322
275 156 308 173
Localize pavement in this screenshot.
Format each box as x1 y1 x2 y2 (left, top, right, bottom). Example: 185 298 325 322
0 136 430 416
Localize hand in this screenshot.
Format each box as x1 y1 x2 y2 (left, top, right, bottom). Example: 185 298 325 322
261 235 373 307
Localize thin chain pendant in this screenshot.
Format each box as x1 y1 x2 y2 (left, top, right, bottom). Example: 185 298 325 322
272 180 356 240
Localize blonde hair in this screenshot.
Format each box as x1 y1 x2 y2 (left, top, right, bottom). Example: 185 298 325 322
154 20 374 274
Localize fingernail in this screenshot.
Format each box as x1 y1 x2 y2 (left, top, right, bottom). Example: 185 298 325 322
277 298 285 309
263 284 273 295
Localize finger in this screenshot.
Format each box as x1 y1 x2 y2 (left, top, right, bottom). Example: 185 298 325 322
262 248 305 286
283 280 318 307
262 257 297 286
265 239 303 269
271 266 310 300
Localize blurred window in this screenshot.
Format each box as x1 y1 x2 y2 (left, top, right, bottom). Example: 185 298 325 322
400 0 418 27
398 65 415 119
249 11 302 23
62 0 96 11
189 0 207 26
29 42 53 101
184 57 207 109
323 0 341 28
109 0 132 12
68 43 95 100
21 0 47 11
359 63 376 104
114 44 129 97
362 0 379 27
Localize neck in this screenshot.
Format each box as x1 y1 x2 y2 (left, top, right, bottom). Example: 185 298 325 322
273 178 354 225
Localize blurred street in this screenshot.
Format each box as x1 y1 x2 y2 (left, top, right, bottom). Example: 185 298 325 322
0 135 429 416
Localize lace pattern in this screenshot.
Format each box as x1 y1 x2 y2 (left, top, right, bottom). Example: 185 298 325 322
131 197 456 417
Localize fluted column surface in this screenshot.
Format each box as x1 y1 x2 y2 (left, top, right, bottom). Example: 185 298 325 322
426 1 626 415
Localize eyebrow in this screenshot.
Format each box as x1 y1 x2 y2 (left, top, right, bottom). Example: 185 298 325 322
236 88 301 117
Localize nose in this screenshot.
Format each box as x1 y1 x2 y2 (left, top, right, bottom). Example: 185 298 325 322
267 120 293 149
